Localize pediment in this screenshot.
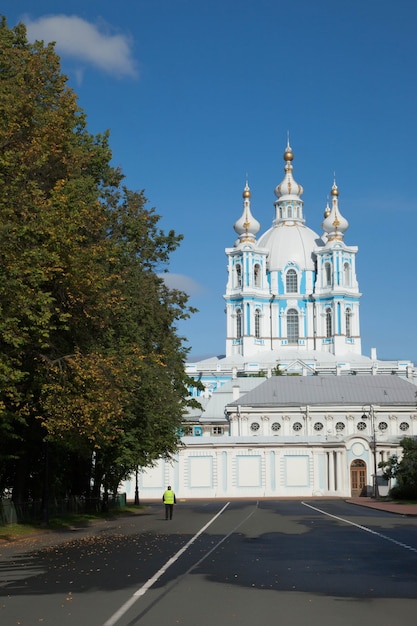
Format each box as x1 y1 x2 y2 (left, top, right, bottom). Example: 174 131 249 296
281 359 316 374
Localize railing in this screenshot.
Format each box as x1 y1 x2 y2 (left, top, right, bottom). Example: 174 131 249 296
0 494 126 525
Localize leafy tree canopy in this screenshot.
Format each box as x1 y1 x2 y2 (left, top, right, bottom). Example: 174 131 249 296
0 17 200 502
380 437 417 500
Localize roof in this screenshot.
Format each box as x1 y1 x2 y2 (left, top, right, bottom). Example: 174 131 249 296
257 222 322 271
187 348 375 369
186 378 266 422
227 375 417 408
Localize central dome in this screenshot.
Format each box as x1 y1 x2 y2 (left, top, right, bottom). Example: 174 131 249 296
258 222 323 271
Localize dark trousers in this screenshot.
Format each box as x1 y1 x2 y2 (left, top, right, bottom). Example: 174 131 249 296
165 503 174 519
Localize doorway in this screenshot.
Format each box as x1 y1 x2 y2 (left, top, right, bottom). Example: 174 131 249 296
350 459 367 496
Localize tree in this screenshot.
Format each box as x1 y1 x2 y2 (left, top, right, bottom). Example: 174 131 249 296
380 437 417 500
0 17 199 504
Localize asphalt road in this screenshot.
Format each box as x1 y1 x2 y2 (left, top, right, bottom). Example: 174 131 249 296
1 499 417 625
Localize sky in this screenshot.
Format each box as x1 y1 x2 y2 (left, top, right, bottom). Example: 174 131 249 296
4 0 417 362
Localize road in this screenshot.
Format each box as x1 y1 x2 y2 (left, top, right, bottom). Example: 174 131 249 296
1 499 417 625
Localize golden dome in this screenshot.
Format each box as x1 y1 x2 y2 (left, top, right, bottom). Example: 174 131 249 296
284 147 294 162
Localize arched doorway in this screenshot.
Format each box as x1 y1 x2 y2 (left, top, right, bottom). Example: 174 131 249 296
350 459 367 496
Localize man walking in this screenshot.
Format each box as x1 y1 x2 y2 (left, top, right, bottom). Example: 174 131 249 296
162 485 176 520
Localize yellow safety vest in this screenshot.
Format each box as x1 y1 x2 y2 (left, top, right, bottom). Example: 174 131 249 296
163 490 175 504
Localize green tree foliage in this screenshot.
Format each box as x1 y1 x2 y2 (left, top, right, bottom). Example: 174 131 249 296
380 437 417 500
0 17 199 502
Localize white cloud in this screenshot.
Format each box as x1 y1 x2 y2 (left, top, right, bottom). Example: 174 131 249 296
158 273 204 296
23 14 137 78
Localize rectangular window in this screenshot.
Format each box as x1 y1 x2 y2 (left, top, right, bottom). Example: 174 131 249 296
286 269 298 293
287 309 299 344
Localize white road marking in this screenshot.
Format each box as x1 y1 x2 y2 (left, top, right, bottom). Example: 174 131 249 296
302 501 417 553
183 500 259 575
102 502 230 626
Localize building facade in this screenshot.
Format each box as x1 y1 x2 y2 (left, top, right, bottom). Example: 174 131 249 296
123 142 416 501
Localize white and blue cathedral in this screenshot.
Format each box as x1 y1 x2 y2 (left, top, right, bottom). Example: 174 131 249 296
124 142 417 501
225 141 360 361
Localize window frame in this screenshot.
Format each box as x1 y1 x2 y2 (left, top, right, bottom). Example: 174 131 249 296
324 262 332 287
236 308 242 339
235 263 242 288
254 308 261 339
345 307 352 338
286 268 298 293
287 308 299 344
344 261 351 287
254 263 261 287
326 307 332 338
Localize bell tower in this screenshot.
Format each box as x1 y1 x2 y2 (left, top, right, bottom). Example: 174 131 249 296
313 180 362 355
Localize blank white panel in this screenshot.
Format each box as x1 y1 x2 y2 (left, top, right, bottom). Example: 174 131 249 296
285 456 309 487
236 456 262 487
189 456 213 488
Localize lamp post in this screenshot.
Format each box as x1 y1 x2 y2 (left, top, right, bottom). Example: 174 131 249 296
362 404 378 498
308 294 317 351
42 438 50 525
269 294 276 350
134 467 140 505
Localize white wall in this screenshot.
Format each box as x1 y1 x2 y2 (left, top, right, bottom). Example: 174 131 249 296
121 436 397 500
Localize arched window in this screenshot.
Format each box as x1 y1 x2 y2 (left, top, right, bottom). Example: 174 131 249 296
236 308 242 339
287 308 299 344
235 264 242 288
254 264 261 287
344 262 351 286
345 308 352 338
286 269 298 293
255 308 261 338
326 307 332 338
324 262 332 286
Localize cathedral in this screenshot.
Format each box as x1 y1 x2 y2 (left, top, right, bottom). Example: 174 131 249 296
123 142 416 501
186 141 414 388
225 140 360 359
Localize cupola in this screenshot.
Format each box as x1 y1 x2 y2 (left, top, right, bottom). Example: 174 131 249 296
273 140 305 224
322 179 349 241
233 181 261 245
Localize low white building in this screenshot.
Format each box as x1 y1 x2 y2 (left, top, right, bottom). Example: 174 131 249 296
123 375 417 500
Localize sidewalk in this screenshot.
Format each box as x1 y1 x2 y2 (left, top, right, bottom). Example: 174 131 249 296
348 497 417 516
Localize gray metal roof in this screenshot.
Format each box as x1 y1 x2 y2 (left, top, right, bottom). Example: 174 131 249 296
186 378 266 422
227 375 417 408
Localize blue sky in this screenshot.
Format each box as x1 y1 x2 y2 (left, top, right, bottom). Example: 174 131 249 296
5 0 417 362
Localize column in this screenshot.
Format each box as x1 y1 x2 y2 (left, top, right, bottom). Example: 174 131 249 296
328 451 335 492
